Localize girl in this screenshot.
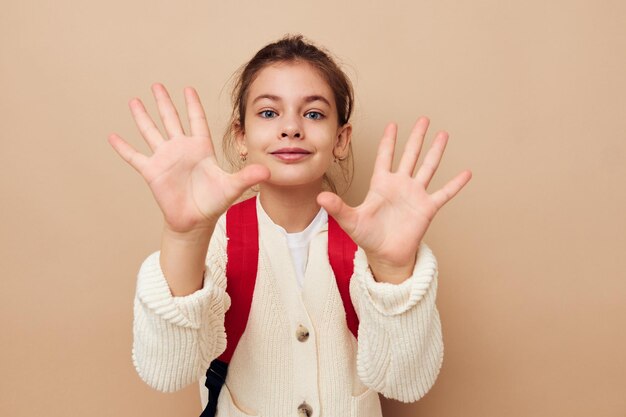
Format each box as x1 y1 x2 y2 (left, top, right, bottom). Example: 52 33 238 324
109 35 471 417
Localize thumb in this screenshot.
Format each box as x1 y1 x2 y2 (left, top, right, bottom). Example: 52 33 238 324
231 164 271 193
317 191 357 233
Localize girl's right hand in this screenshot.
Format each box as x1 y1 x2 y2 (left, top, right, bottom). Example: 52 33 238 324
108 84 270 234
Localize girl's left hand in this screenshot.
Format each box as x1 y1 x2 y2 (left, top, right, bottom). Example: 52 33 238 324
317 117 472 284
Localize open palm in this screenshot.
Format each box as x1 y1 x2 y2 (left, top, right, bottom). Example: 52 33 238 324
108 84 269 233
318 118 471 276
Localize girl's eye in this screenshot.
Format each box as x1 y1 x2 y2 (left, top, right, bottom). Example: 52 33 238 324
259 110 277 118
305 111 324 120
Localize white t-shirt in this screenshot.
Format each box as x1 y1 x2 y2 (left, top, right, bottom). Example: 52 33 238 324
256 198 328 290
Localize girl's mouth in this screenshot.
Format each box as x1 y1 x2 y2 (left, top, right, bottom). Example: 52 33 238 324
270 148 312 162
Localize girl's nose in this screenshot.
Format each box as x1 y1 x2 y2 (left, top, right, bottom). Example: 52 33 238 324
280 116 302 139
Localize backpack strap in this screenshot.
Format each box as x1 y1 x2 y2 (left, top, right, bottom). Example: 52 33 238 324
327 215 359 339
202 195 259 417
218 196 259 363
202 198 359 417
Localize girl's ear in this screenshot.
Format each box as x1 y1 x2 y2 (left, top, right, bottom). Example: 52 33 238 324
334 123 352 160
234 120 248 155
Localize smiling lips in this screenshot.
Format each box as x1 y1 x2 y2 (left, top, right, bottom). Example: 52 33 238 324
270 147 312 162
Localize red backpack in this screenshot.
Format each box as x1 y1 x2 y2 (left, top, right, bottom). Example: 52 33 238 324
201 196 358 417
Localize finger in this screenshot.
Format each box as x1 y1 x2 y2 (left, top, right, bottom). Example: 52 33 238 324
317 191 358 234
108 133 148 173
414 131 449 188
372 123 398 175
229 164 271 194
151 83 185 138
431 169 472 208
397 116 429 175
184 87 211 138
129 98 165 151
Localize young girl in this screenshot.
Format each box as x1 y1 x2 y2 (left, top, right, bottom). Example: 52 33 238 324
109 35 471 417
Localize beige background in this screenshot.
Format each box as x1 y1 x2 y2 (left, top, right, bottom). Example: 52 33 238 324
1 0 625 416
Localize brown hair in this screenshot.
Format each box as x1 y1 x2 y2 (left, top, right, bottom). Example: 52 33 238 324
223 34 354 194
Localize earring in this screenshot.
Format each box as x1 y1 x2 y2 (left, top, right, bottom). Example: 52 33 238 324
240 153 247 162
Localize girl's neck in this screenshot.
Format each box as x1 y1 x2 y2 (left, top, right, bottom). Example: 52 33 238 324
258 182 323 233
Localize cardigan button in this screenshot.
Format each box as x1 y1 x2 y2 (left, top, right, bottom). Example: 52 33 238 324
296 325 310 342
297 401 313 416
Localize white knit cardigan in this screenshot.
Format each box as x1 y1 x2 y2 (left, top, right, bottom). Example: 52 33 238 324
132 211 443 417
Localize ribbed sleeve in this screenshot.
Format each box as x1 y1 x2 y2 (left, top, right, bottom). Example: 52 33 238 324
132 223 231 393
351 242 444 402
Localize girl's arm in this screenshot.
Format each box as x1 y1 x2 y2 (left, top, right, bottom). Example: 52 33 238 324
350 243 442 402
319 117 470 399
132 217 230 392
109 84 269 389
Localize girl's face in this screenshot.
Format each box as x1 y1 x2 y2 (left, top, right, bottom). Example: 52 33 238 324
236 61 351 189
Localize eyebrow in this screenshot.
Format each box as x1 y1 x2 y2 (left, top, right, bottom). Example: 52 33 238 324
251 94 332 107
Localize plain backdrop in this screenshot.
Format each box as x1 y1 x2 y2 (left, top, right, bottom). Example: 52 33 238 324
1 0 625 416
